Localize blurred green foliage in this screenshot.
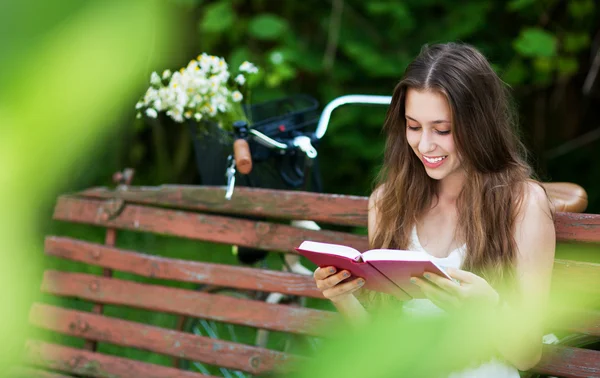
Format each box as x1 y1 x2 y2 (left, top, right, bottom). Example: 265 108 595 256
0 0 178 370
117 0 600 212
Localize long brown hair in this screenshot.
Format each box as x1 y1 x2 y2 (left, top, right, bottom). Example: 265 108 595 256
371 43 537 291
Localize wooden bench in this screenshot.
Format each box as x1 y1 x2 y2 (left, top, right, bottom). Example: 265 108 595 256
15 183 600 378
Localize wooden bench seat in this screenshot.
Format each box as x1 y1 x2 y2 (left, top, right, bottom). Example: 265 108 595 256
17 185 600 377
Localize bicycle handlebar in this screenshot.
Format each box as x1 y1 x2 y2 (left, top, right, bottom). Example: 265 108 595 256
315 95 392 139
244 94 393 151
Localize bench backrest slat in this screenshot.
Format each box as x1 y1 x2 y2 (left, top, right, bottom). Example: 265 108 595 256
42 271 335 336
78 186 600 243
536 345 600 377
53 196 369 253
30 303 297 375
45 236 323 298
26 340 214 378
81 186 368 227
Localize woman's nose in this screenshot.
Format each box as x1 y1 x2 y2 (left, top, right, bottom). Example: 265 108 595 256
418 131 435 153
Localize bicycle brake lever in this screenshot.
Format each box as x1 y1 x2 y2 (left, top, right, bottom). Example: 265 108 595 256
293 135 317 158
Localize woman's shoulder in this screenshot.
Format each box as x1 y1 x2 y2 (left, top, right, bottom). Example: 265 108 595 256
518 180 552 217
369 184 385 209
514 180 554 230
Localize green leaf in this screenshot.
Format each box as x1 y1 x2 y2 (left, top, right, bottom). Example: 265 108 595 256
507 0 535 12
502 59 528 85
568 0 595 19
533 57 554 73
513 28 557 58
557 56 578 77
248 14 288 40
563 33 590 53
199 1 234 33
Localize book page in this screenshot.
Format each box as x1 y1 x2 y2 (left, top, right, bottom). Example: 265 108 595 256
362 249 432 262
297 241 361 260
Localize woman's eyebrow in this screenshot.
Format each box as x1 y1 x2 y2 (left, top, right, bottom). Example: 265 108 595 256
405 115 450 124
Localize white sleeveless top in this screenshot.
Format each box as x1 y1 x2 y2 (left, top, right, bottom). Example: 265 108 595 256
403 226 520 378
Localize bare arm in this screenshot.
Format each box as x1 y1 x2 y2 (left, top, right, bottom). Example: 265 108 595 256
492 182 556 370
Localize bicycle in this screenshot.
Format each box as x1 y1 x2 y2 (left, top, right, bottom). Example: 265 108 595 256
177 94 591 377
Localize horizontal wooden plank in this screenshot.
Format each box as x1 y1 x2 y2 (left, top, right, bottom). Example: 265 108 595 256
80 186 369 227
45 237 324 299
8 366 74 378
25 340 214 378
73 188 600 244
41 271 336 336
533 344 600 377
30 303 300 375
554 212 600 243
53 196 369 254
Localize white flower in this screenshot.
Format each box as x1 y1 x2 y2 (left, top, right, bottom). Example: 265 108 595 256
150 72 161 86
137 54 259 127
145 108 158 118
239 61 258 74
232 91 243 102
234 74 246 86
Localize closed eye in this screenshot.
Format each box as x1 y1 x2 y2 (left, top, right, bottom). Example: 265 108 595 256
436 130 451 135
407 126 421 131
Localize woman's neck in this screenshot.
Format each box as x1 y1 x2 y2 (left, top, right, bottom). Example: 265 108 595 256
436 169 467 205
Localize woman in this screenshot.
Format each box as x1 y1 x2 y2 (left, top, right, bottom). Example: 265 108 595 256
313 43 555 376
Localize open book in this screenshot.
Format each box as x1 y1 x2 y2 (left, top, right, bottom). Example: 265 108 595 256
296 240 453 300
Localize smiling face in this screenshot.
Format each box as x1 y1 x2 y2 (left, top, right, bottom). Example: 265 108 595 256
405 88 464 182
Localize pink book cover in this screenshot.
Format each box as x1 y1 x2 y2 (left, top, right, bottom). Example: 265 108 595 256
296 242 411 300
296 241 453 300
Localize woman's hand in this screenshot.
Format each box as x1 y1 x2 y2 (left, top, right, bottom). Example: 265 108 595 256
411 268 499 312
313 266 365 303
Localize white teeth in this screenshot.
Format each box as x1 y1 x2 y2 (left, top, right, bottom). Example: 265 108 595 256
423 155 447 163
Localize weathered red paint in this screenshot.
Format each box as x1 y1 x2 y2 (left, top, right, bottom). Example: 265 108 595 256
30 303 301 374
53 196 370 253
25 340 215 377
78 186 600 243
534 345 600 377
80 186 369 227
554 212 600 243
45 236 324 299
41 270 337 336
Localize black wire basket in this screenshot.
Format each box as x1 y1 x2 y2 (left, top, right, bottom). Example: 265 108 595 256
189 94 323 192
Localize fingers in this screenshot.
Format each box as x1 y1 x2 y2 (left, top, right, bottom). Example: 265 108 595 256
411 277 460 310
313 266 337 280
423 272 461 295
446 268 477 283
322 277 365 301
316 269 353 291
